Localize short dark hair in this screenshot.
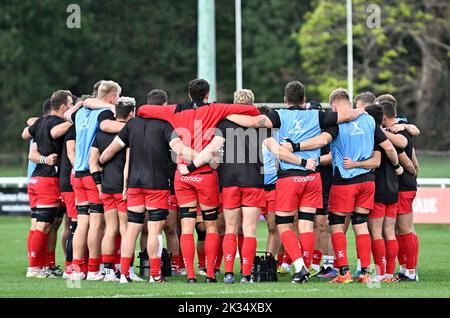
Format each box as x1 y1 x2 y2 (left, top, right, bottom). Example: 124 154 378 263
365 104 384 126
188 79 210 101
285 81 305 105
379 100 396 119
147 89 168 105
50 90 71 111
354 92 376 106
42 99 51 116
116 97 136 119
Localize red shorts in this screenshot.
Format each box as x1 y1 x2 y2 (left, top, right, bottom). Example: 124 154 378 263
168 194 177 211
174 170 220 207
397 191 416 215
101 193 127 213
127 188 170 210
73 175 102 205
369 202 397 219
61 191 77 219
261 189 276 215
28 177 61 206
221 187 265 209
275 173 323 212
328 181 375 213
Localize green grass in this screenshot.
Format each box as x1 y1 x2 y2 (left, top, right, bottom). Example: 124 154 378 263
0 216 449 298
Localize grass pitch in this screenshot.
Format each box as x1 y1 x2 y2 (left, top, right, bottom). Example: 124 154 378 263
0 217 449 298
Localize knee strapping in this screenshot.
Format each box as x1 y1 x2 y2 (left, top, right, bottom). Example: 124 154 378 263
298 211 315 222
36 207 58 224
89 203 104 214
351 212 368 225
275 215 295 225
179 207 197 219
328 212 346 226
127 210 145 224
201 207 219 221
148 209 169 222
76 205 89 216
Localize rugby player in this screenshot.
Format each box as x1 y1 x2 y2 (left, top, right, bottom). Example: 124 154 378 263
297 88 403 284
89 97 136 282
25 90 74 278
137 79 260 283
99 106 196 283
65 80 125 281
226 81 365 283
381 101 419 282
354 92 376 109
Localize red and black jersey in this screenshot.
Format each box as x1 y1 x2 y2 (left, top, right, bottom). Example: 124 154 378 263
28 115 66 177
137 101 260 173
59 126 76 192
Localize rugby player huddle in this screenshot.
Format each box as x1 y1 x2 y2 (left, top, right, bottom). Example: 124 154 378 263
22 78 420 285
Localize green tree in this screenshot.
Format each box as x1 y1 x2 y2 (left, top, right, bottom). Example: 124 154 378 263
297 0 450 149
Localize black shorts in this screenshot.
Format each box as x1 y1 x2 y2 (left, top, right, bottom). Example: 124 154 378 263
56 206 66 218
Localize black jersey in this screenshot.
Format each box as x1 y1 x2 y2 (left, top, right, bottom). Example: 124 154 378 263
216 119 264 188
59 126 76 192
117 117 178 190
396 130 417 191
29 115 65 177
317 145 333 195
374 147 399 203
92 130 126 194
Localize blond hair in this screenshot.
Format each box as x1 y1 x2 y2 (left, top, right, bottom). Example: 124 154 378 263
329 88 350 105
97 80 121 99
233 89 255 105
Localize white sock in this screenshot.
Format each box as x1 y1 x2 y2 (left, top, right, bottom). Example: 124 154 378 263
405 269 416 279
99 263 105 273
293 258 305 272
312 264 321 271
356 259 361 271
157 234 163 257
323 255 334 269
385 274 393 279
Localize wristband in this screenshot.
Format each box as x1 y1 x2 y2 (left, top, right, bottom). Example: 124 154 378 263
40 156 47 164
286 139 301 152
92 171 102 185
393 163 401 169
187 162 197 173
300 158 307 167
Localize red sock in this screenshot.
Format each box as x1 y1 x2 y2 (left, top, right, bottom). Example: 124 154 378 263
396 234 406 267
312 250 322 266
299 232 314 268
178 245 185 270
215 235 224 270
400 233 415 270
47 251 56 268
27 230 35 258
29 230 48 268
237 234 244 263
64 261 72 274
114 234 121 265
150 258 161 278
101 254 115 265
72 258 84 273
222 233 237 273
280 230 303 262
120 257 132 276
331 232 348 268
282 251 292 264
413 233 419 268
356 234 371 269
180 234 196 279
385 239 398 275
205 233 219 278
171 254 181 268
197 249 205 269
277 254 283 267
242 237 257 276
88 258 100 272
371 239 386 276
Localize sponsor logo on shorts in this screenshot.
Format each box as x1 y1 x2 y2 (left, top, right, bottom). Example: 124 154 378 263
29 178 38 184
180 176 204 183
293 175 316 183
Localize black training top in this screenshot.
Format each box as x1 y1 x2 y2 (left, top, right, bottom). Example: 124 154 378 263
216 119 265 188
29 115 65 178
117 117 179 189
92 130 126 194
374 147 399 203
396 130 417 191
59 126 76 192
